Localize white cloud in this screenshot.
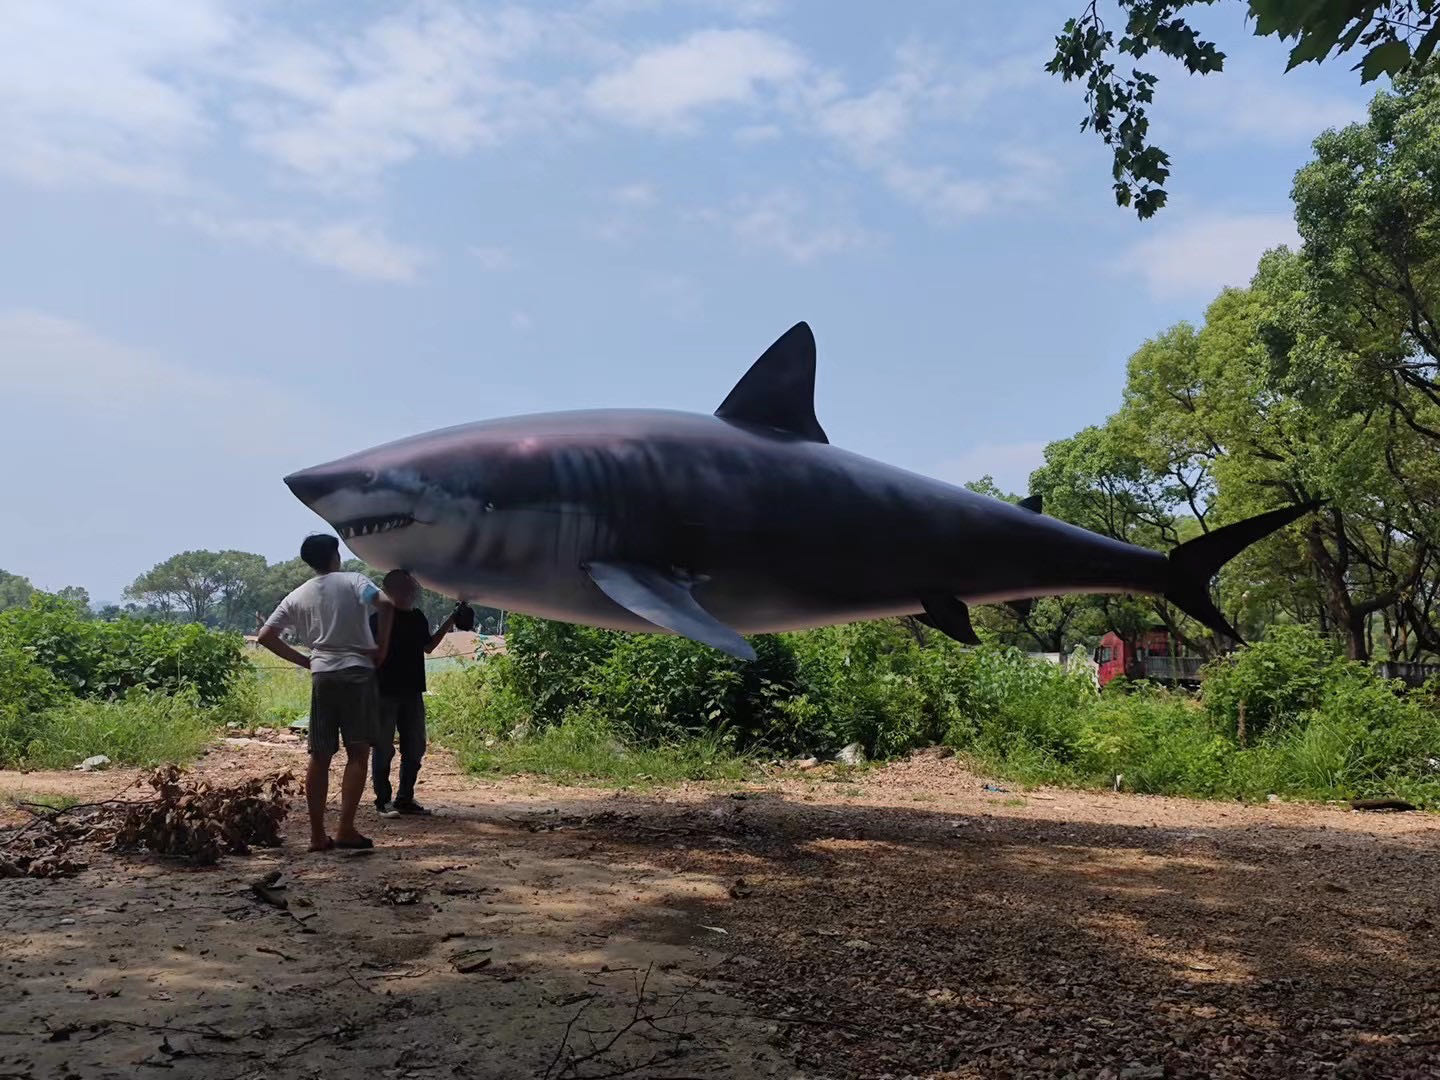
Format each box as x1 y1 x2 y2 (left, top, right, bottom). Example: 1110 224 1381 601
803 43 1055 224
0 0 233 191
734 123 783 144
1115 212 1300 299
703 190 871 264
511 310 534 331
930 442 1048 494
182 212 426 282
810 42 947 157
879 149 1059 224
611 181 657 205
469 245 514 270
1170 76 1364 145
234 6 559 191
586 29 806 129
587 0 783 19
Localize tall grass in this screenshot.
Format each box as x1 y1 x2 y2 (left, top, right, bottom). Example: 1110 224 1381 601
426 660 755 785
3 689 220 771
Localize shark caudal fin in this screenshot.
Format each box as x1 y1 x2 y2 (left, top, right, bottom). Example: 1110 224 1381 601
1165 502 1320 643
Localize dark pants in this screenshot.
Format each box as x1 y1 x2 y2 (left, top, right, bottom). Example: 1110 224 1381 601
373 694 426 806
309 668 379 756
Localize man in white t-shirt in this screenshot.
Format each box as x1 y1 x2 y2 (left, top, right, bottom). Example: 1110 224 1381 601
257 534 396 852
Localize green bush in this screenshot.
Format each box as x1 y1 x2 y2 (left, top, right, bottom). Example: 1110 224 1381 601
0 644 71 765
0 596 246 704
2 688 220 771
429 614 1440 804
1202 624 1337 738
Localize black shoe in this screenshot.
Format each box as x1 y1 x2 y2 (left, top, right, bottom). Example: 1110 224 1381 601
392 798 432 816
376 800 400 819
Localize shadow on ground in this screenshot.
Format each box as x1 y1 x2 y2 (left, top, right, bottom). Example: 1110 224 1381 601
2 764 1438 1079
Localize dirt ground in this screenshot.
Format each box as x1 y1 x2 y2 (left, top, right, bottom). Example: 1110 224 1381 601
3 736 1439 1080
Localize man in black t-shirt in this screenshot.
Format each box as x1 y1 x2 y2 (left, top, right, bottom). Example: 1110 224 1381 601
369 570 459 817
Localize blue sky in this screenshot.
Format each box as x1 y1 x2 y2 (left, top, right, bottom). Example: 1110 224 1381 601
0 0 1375 602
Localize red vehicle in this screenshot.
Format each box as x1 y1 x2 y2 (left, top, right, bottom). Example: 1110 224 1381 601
1094 626 1205 688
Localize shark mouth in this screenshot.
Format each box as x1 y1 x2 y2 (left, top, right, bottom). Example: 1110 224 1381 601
336 514 416 540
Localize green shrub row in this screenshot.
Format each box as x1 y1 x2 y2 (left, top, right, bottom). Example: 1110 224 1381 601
0 596 250 768
427 615 1440 803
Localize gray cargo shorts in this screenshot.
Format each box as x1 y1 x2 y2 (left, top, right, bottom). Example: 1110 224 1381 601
309 667 380 756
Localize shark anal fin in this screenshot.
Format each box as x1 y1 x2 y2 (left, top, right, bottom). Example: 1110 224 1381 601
1006 598 1034 620
715 322 828 443
585 561 756 661
1019 494 1043 514
921 595 982 646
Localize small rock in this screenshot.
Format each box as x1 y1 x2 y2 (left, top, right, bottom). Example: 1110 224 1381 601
836 742 867 766
794 757 820 770
75 754 110 772
1120 1068 1164 1080
843 938 874 951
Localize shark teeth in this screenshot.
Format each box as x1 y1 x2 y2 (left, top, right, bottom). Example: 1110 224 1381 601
337 514 415 541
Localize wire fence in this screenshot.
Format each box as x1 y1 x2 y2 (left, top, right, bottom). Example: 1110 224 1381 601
244 641 502 674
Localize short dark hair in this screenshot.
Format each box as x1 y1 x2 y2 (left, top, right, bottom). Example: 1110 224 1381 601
300 533 340 572
383 568 413 589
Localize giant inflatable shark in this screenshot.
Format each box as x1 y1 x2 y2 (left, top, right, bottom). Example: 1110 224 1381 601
284 322 1314 661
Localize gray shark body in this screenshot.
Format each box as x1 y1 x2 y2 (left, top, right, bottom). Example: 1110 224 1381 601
284 323 1313 660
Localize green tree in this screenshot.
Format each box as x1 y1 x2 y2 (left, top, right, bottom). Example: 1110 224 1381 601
1028 425 1218 654
125 550 268 627
1119 248 1435 660
1048 2 1440 217
0 570 35 613
54 585 91 616
1291 72 1440 431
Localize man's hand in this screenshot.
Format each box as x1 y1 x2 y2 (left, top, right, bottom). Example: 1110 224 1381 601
257 625 313 670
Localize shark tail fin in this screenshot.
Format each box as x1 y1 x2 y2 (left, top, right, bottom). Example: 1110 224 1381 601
1165 502 1320 644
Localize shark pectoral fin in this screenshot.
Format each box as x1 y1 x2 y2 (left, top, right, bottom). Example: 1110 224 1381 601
1019 495 1043 514
1006 598 1034 620
714 322 829 443
920 595 982 646
585 562 757 661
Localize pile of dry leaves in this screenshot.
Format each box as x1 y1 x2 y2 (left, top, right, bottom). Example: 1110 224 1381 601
1 765 296 879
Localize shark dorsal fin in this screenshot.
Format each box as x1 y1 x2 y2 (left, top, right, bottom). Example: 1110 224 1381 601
1019 495 1043 514
715 322 828 443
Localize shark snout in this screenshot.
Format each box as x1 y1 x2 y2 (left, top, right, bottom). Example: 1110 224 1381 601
283 465 375 508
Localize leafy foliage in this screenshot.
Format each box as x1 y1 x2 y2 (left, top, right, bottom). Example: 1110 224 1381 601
0 569 37 613
0 595 247 704
1048 1 1440 217
428 614 1440 804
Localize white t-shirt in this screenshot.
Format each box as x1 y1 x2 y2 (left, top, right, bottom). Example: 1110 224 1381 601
261 571 381 673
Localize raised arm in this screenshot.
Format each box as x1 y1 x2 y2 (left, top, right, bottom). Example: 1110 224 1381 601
425 604 461 653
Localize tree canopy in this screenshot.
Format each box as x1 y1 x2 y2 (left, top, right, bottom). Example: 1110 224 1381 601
1048 1 1440 216
1014 72 1440 660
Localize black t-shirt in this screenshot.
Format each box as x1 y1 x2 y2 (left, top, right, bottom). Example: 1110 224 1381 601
370 608 431 696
